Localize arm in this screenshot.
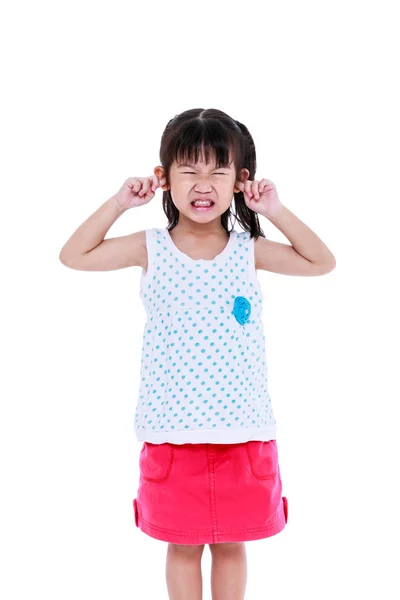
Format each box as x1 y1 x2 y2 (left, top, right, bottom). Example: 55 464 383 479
255 205 336 276
59 194 145 271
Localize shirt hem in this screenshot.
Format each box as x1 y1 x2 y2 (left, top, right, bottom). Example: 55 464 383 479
135 425 277 445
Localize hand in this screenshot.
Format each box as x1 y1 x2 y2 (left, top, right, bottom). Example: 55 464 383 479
115 175 166 210
235 178 283 219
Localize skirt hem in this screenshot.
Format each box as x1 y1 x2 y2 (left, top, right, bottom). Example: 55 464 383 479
133 496 288 544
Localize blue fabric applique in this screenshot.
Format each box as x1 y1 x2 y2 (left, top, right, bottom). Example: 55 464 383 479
232 296 251 325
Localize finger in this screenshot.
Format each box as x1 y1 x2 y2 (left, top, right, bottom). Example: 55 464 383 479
235 180 244 191
128 178 140 190
155 175 166 191
132 180 142 194
252 180 260 200
151 174 160 192
244 180 253 199
140 179 151 196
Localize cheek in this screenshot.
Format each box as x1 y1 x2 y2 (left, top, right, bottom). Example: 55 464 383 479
172 177 192 187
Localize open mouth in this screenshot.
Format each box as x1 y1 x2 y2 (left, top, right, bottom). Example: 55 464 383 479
191 200 215 210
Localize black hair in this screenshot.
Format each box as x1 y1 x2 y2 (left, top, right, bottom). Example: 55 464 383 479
159 108 266 239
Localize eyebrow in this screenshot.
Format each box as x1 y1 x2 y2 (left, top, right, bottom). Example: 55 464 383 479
177 163 231 169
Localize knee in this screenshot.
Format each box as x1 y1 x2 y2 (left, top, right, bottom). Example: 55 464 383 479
168 543 205 559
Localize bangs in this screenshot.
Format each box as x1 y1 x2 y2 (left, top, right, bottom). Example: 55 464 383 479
170 119 239 170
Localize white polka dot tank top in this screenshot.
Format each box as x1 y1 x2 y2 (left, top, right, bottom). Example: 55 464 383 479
134 227 277 444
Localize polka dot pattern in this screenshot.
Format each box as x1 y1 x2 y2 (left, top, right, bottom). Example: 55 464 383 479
134 228 277 443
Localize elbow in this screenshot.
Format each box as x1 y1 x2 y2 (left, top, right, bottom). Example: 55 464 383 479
321 259 336 274
59 252 76 268
59 251 68 265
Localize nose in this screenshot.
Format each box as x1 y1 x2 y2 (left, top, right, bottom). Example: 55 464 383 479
194 176 214 189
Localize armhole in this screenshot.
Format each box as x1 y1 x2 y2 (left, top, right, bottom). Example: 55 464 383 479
246 233 265 300
247 233 257 277
140 228 156 294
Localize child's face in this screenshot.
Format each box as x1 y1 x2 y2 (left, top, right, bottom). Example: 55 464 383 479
154 157 249 221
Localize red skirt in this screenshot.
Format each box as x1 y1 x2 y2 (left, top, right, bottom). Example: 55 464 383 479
133 440 288 544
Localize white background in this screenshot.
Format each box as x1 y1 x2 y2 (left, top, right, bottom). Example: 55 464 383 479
1 0 399 598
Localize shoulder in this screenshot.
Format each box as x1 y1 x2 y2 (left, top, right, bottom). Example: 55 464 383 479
124 229 149 269
141 228 171 272
117 228 152 270
140 228 161 271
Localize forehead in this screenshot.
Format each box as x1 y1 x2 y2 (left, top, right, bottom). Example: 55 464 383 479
174 152 234 168
175 160 233 169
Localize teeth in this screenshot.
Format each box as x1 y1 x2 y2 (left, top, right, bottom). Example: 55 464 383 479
193 201 213 206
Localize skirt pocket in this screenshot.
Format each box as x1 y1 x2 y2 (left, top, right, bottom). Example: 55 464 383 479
139 442 175 483
245 440 278 480
133 498 139 527
282 496 288 523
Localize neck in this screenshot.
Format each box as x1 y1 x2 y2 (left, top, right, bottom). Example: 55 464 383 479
173 215 227 237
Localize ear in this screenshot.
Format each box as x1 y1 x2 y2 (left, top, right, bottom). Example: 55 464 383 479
154 166 169 190
234 168 250 193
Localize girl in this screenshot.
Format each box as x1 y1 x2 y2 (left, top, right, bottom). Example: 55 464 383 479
60 108 336 600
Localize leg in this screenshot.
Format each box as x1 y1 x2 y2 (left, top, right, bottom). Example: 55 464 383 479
209 542 247 600
166 543 205 600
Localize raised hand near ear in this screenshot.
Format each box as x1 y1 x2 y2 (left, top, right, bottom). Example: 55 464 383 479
115 175 166 210
235 178 283 219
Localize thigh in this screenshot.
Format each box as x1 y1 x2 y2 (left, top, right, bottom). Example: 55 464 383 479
168 543 205 557
209 542 245 553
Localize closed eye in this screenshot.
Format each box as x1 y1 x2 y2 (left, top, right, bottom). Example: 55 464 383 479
182 172 226 175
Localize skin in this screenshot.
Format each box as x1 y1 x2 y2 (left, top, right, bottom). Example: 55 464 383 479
153 153 250 244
